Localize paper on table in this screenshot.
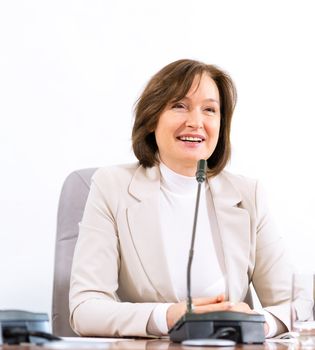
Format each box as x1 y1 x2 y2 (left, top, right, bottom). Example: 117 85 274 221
42 337 134 349
61 337 134 342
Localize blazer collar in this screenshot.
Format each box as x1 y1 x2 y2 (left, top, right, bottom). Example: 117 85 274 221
128 166 243 203
128 165 161 200
208 171 242 208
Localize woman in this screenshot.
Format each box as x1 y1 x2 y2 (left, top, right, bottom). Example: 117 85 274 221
69 59 291 338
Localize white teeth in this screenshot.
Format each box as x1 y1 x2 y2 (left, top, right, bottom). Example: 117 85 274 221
179 136 203 142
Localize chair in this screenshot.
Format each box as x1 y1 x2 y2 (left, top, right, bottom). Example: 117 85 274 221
52 168 97 336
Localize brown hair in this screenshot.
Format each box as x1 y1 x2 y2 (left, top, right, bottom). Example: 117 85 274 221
132 59 237 177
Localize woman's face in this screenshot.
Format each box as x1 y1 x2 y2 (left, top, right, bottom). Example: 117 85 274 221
154 73 221 176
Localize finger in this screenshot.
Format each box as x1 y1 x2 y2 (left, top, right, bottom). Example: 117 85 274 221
229 302 254 314
193 294 225 306
193 301 233 313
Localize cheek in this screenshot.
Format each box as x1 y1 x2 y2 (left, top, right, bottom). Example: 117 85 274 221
154 129 163 149
206 119 220 137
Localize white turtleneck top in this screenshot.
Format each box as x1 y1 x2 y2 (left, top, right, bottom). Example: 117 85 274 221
147 162 226 335
159 162 226 300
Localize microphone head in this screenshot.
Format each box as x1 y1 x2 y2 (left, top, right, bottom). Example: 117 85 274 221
195 159 207 183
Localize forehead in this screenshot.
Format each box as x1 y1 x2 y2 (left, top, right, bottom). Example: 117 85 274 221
185 73 220 100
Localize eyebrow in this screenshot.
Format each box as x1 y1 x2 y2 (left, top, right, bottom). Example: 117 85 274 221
181 96 220 105
204 98 220 105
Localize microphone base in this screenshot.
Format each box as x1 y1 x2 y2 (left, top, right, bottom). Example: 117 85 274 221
168 311 265 344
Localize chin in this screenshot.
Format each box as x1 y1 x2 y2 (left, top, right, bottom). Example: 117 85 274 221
187 154 210 162
183 157 208 166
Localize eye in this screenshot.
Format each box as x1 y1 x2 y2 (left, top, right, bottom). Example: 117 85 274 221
204 107 217 114
171 102 186 110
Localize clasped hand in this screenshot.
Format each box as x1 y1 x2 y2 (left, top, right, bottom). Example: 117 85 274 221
166 294 256 329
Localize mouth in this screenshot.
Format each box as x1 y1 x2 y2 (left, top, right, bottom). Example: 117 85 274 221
176 135 205 143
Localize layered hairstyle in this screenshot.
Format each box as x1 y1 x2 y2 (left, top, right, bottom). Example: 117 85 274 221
132 59 237 177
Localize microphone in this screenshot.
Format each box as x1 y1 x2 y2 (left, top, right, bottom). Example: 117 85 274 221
195 159 207 183
168 160 265 344
186 159 207 314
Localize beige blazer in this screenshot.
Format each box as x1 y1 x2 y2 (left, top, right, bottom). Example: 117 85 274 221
69 163 292 337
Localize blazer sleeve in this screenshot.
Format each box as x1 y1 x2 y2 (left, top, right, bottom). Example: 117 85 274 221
69 169 158 337
251 180 292 333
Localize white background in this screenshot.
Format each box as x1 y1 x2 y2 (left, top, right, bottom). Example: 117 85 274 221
0 0 314 320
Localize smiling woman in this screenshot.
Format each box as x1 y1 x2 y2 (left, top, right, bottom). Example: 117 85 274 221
132 59 236 177
69 59 292 339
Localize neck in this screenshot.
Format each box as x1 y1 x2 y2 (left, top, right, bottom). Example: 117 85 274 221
159 159 198 177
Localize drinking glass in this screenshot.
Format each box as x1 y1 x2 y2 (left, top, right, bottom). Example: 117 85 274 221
291 272 315 348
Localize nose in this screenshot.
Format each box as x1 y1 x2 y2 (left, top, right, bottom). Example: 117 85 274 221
185 109 203 129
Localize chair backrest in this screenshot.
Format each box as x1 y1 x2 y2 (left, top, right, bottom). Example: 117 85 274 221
52 168 97 336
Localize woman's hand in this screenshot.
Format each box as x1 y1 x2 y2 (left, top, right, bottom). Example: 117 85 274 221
228 301 255 314
167 297 270 336
228 303 269 335
167 294 232 329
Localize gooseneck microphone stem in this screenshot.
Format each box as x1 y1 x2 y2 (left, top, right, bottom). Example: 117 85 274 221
186 159 207 314
187 181 202 313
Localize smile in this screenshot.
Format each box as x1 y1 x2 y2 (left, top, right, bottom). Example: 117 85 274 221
177 136 205 143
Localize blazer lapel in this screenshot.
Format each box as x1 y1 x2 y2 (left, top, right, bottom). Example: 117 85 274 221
208 172 251 303
126 165 176 302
